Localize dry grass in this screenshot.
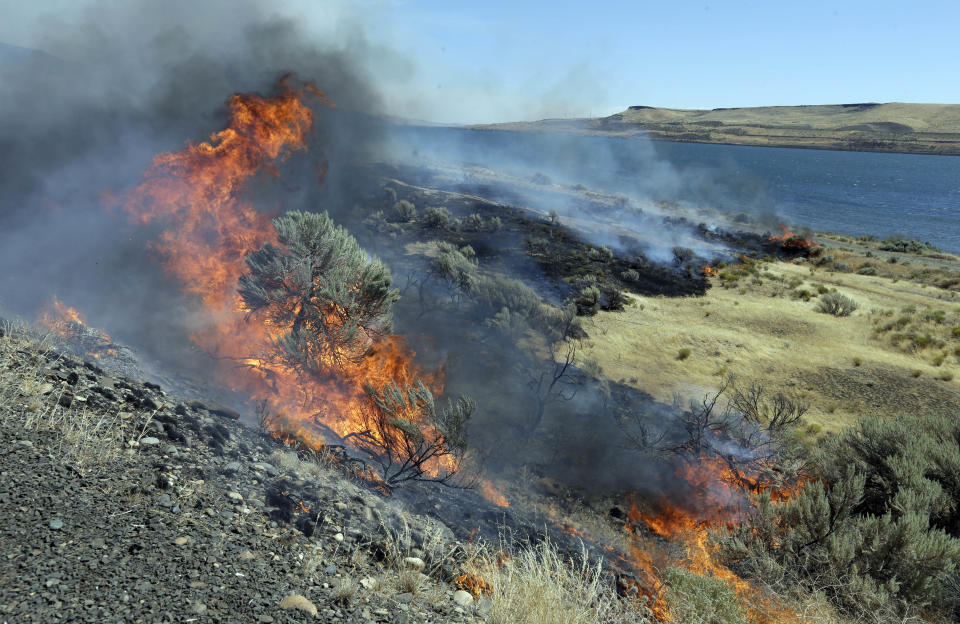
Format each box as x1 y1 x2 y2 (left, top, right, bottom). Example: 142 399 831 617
0 322 133 474
467 539 646 624
583 259 960 432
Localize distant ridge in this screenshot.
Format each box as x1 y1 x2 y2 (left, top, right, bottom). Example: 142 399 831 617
467 103 960 156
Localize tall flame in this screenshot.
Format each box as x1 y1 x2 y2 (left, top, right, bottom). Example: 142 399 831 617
121 79 440 459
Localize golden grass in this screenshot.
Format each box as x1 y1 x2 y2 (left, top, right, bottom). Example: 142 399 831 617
469 539 645 624
583 261 960 432
0 324 132 474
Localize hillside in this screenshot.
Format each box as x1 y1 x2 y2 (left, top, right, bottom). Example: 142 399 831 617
469 103 960 155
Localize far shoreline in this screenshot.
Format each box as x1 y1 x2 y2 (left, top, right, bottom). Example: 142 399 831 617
456 124 960 157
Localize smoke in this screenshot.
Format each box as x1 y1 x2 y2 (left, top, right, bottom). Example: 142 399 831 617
380 124 776 263
0 0 388 366
0 0 777 519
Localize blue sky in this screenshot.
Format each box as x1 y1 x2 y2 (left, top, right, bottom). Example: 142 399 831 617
3 0 958 124
361 0 960 123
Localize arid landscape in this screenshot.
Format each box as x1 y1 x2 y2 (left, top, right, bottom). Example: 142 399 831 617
471 103 960 155
2 2 960 623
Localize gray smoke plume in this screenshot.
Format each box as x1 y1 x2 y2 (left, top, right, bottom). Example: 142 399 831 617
0 0 387 365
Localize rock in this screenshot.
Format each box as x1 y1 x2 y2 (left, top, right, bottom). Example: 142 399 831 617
359 577 377 590
238 550 256 560
324 565 337 574
139 437 161 446
279 594 317 616
252 462 276 475
402 557 425 572
156 495 172 507
48 518 63 530
333 532 344 543
174 537 189 546
223 461 242 474
453 590 474 607
227 491 244 502
16 440 33 447
190 601 207 615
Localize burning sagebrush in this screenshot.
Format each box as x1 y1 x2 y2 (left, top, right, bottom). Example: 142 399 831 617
120 78 467 486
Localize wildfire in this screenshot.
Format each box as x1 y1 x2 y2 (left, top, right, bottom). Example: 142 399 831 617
700 266 718 278
120 79 443 473
38 296 116 359
769 224 819 253
454 572 492 597
480 479 510 507
622 456 803 622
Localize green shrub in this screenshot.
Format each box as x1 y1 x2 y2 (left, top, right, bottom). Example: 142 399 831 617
574 286 601 316
465 213 485 231
677 347 692 360
723 413 960 616
816 292 858 317
878 235 941 254
424 206 451 229
391 199 417 222
663 568 745 624
856 266 878 276
833 262 850 272
620 269 639 282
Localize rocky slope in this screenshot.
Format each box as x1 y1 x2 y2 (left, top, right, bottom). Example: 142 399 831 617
0 325 493 624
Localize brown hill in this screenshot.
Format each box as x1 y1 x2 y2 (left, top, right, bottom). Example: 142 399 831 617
470 103 960 155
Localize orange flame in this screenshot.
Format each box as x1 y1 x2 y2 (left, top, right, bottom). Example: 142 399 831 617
769 225 819 252
454 572 492 597
481 479 510 507
38 296 115 359
701 266 718 278
120 79 445 474
621 456 804 622
38 295 88 340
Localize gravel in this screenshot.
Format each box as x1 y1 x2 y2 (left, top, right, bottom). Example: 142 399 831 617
0 335 488 623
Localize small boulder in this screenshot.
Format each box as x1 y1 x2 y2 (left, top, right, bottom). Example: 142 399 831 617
453 590 474 607
279 594 317 616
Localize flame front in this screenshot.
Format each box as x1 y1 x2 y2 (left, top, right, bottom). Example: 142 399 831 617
41 296 86 328
769 224 819 252
121 81 441 464
622 456 803 622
